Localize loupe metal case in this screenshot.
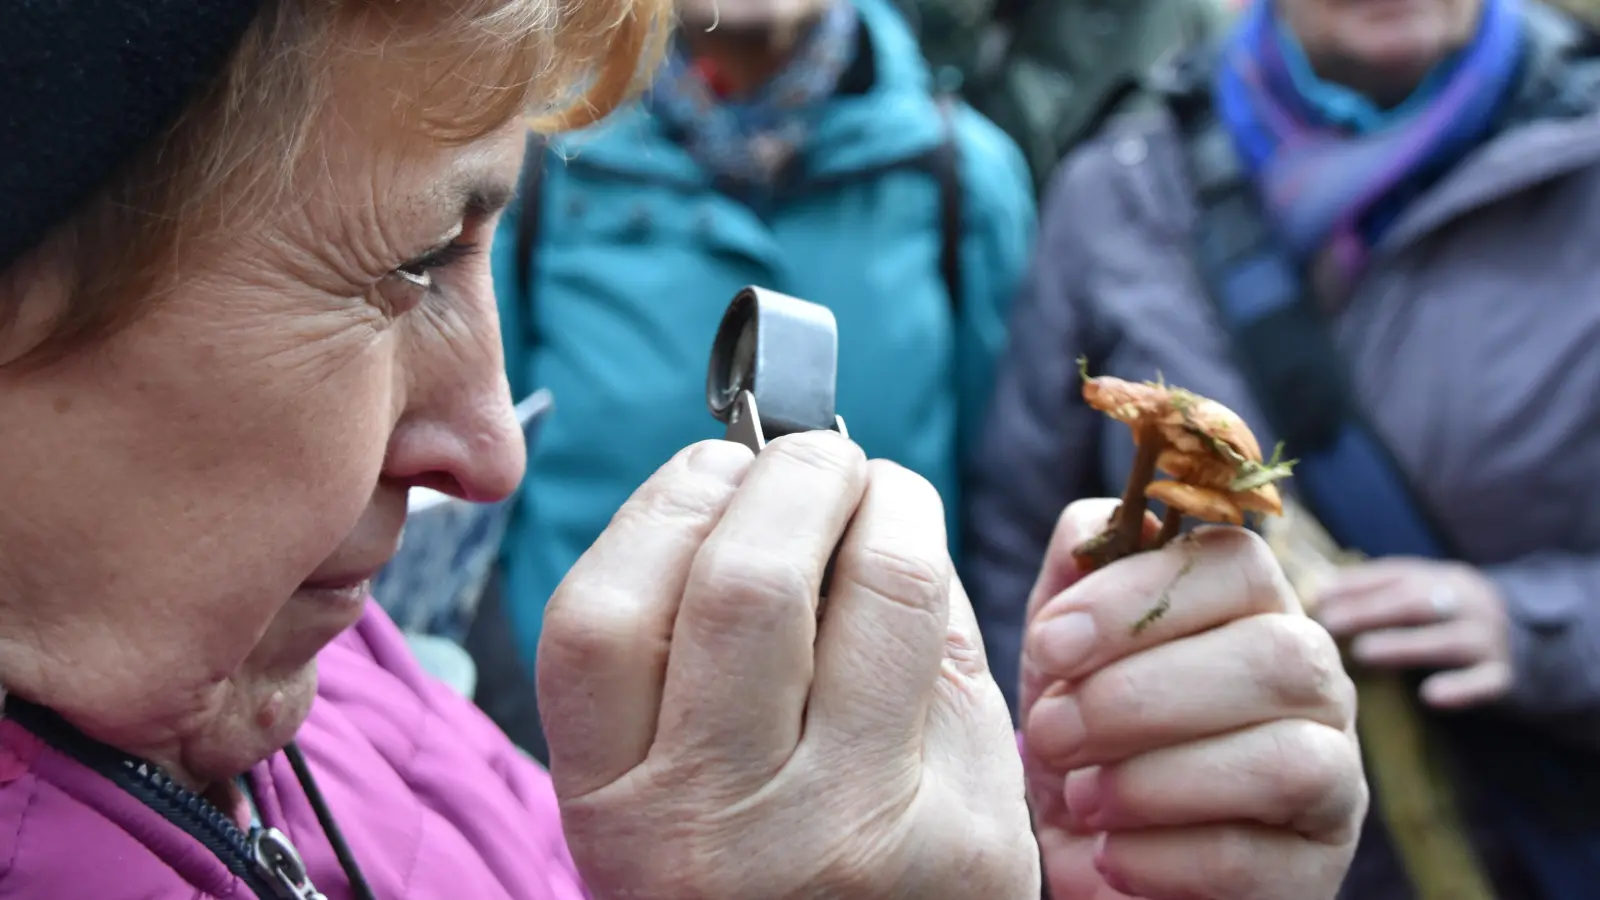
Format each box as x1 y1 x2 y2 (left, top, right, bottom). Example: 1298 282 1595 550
707 287 849 595
707 286 848 452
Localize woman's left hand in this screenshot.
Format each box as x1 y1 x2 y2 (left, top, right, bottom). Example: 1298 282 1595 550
1022 500 1365 900
1314 558 1513 709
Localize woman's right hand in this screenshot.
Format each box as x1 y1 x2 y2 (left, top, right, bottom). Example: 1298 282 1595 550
537 434 1038 899
1022 502 1365 900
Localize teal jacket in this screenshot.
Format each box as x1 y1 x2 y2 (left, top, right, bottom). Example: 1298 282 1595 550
493 0 1035 664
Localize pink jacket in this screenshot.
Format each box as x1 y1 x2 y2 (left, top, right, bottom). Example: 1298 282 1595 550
0 606 587 898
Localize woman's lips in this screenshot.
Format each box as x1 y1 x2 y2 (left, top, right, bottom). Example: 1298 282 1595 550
299 522 402 608
295 570 378 607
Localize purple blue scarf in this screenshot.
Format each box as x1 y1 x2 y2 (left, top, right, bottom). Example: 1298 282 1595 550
1214 0 1524 295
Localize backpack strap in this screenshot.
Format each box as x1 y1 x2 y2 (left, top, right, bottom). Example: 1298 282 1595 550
512 135 548 350
932 93 964 319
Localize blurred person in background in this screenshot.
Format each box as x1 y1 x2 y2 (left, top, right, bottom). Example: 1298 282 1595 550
477 0 1034 755
902 0 1236 191
967 0 1600 896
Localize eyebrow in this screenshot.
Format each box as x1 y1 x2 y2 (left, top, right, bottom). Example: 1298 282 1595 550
457 180 516 220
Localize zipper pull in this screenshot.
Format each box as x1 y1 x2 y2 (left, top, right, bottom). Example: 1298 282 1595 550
250 827 330 900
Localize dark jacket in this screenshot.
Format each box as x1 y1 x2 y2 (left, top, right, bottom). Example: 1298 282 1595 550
968 8 1600 896
906 0 1235 190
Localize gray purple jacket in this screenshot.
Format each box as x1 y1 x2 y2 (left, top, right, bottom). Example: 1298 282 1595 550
966 7 1600 898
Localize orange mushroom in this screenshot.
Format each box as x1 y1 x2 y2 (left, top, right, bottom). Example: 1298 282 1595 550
1072 359 1294 574
1145 480 1245 526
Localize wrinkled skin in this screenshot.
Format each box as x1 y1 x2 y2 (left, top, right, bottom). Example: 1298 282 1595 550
1280 0 1483 104
1023 501 1367 900
0 51 527 791
539 434 1040 899
541 441 1368 899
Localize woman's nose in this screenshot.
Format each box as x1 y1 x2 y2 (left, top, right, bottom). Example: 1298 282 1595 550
382 290 527 504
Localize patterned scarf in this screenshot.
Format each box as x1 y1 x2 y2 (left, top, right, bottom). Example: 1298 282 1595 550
648 0 860 186
1213 0 1524 296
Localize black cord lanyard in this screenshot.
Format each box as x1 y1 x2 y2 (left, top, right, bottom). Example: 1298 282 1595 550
3 696 377 900
285 742 378 900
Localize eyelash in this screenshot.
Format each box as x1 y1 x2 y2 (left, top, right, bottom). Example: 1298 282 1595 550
391 240 480 291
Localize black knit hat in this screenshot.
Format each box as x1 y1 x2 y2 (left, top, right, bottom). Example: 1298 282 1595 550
1 0 266 273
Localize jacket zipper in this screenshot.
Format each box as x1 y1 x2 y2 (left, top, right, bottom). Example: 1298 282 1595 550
4 699 327 899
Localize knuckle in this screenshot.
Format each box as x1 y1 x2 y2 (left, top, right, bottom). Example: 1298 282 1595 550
1264 720 1359 827
1254 615 1353 724
848 535 950 616
763 430 867 481
1080 664 1148 731
1200 527 1295 615
691 540 818 628
941 621 990 677
538 584 650 673
866 458 948 519
1201 826 1267 898
617 467 737 534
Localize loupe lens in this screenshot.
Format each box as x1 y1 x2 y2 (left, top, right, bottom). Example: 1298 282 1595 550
707 289 759 422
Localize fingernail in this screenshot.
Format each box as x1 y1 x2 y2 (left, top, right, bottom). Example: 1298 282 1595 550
1031 612 1098 676
1064 767 1104 830
1093 833 1135 895
1350 633 1379 663
1028 693 1086 765
685 440 752 481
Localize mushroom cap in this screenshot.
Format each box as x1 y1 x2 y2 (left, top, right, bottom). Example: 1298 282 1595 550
1083 376 1265 464
1145 480 1245 526
1155 449 1284 515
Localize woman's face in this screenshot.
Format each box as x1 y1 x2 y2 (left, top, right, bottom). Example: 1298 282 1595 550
0 57 527 786
677 0 824 36
1279 0 1482 102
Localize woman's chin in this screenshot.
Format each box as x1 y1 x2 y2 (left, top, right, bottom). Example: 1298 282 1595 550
251 669 318 744
224 665 319 773
228 594 366 751
1343 7 1469 72
152 666 320 790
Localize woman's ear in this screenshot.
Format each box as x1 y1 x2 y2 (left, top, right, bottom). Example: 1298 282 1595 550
0 235 74 369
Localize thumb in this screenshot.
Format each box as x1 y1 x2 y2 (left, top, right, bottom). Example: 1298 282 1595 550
1039 826 1139 900
1024 499 1123 626
1020 500 1160 755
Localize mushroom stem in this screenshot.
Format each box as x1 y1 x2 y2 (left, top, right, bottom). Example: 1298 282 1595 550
1153 507 1184 548
1111 425 1161 550
1075 424 1165 570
